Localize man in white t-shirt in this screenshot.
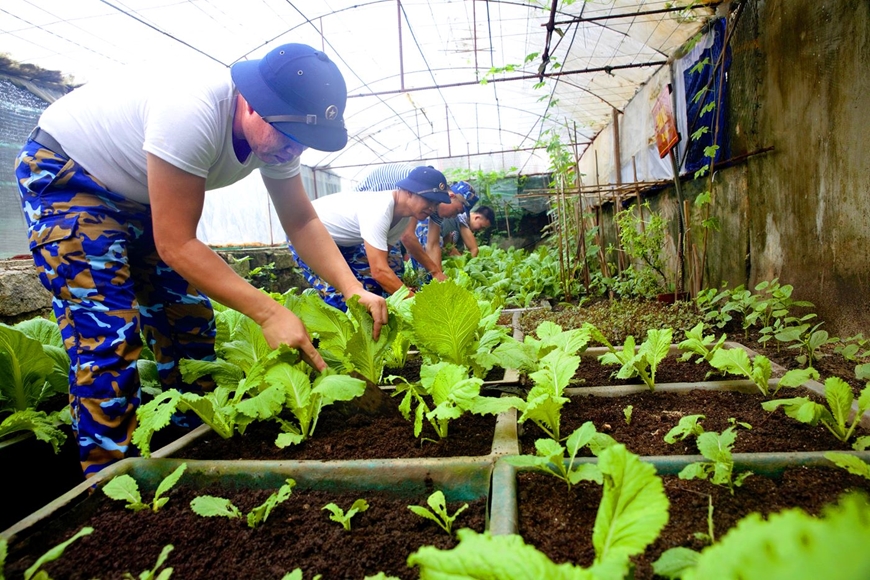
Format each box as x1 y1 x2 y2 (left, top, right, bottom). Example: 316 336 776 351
289 166 451 309
14 43 387 477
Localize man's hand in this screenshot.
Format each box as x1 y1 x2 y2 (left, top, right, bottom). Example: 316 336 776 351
432 271 447 282
351 290 388 341
259 307 326 372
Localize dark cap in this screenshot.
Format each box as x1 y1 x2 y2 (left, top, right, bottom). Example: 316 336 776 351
396 166 450 204
231 43 348 152
450 181 479 208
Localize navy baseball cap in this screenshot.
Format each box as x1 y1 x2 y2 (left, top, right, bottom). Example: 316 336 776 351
396 166 450 204
231 43 348 152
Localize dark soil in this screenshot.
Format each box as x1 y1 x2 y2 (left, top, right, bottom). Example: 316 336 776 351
5 483 486 580
176 397 497 461
519 388 863 456
517 466 870 579
571 356 734 388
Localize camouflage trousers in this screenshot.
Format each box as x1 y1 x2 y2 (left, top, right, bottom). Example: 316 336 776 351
15 138 216 478
288 241 404 311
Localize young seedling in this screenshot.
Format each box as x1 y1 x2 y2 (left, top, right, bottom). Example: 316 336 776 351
103 463 187 512
623 405 633 425
503 422 616 490
664 415 706 444
763 377 870 445
122 544 174 580
323 499 369 531
708 347 817 397
677 426 752 494
586 323 672 391
0 527 93 580
677 322 726 370
408 490 468 536
190 478 295 528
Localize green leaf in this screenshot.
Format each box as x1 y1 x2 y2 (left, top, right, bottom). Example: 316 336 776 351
24 527 94 580
247 478 295 528
153 463 187 511
653 546 701 579
824 377 854 430
684 494 870 580
190 496 242 519
103 474 147 511
664 415 706 444
408 529 594 580
0 324 56 413
593 444 669 564
825 452 870 480
412 279 481 365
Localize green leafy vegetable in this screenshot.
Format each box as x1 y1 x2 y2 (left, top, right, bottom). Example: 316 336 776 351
587 323 672 391
122 544 174 580
677 427 752 494
323 499 369 531
391 361 521 440
103 463 187 512
190 478 295 528
762 377 870 444
656 493 870 580
408 490 468 536
503 422 615 490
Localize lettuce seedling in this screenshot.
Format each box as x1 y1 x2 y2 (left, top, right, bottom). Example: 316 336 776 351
408 490 468 536
409 445 669 579
708 347 818 397
123 544 174 580
391 361 522 440
762 377 870 444
492 320 591 374
504 422 616 490
664 414 707 444
103 463 187 513
654 493 870 580
0 527 93 580
515 348 581 441
323 499 369 531
678 426 752 494
677 322 726 370
585 323 672 391
190 478 295 528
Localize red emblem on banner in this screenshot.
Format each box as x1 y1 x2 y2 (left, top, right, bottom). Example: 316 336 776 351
653 85 680 159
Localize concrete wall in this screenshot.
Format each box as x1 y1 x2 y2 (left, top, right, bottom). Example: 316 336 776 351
591 0 870 337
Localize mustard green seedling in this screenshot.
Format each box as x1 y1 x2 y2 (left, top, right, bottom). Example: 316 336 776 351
408 491 468 536
323 499 369 531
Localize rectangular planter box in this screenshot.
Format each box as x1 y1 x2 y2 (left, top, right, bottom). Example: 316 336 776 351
490 450 870 535
3 456 495 579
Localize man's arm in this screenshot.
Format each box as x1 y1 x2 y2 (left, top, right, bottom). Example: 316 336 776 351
399 219 447 281
459 224 481 257
363 241 407 295
263 174 388 333
425 220 444 269
146 154 332 370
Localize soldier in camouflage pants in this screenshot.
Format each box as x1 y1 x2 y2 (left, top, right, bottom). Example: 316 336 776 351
15 142 216 477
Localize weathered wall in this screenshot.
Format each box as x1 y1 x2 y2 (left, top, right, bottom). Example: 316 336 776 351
595 0 870 337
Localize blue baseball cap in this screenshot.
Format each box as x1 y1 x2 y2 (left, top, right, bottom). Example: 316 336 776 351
231 43 347 152
396 166 451 204
450 181 479 208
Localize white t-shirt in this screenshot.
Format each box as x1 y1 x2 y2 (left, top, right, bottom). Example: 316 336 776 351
38 67 300 205
312 190 409 251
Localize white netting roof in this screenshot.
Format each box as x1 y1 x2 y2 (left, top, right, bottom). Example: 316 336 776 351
2 0 717 182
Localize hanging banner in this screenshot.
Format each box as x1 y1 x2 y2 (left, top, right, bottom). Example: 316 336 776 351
653 84 680 159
